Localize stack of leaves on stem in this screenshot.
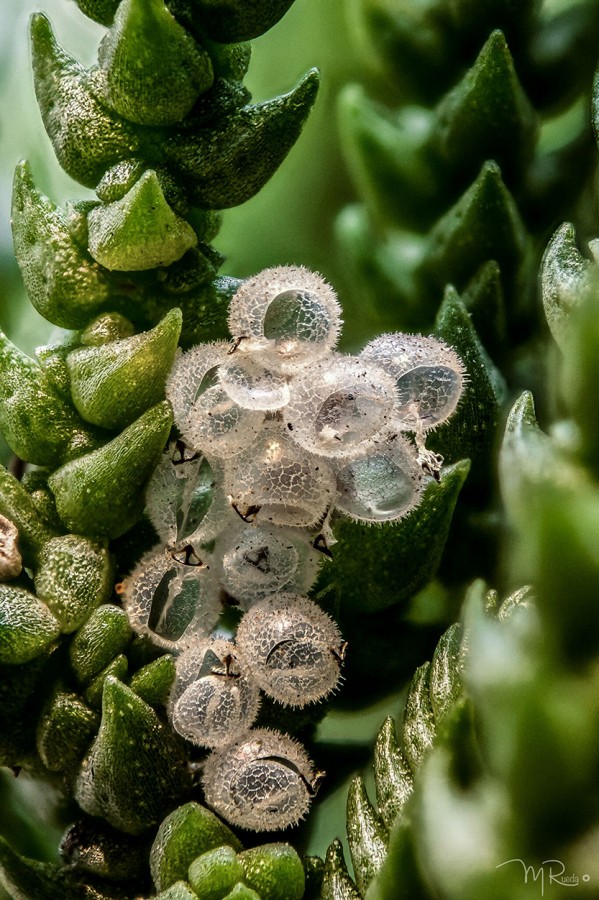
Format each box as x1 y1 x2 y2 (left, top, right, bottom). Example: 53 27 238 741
321 0 599 705
0 0 324 897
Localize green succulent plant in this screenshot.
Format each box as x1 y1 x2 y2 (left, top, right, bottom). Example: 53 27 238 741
2 0 599 899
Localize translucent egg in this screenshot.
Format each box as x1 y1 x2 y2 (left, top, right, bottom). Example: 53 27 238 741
202 728 321 831
223 425 336 529
216 523 321 609
146 441 228 546
122 544 221 650
360 333 466 430
285 355 398 458
169 639 260 748
334 433 426 523
166 342 264 458
218 354 290 411
235 594 345 707
226 266 342 371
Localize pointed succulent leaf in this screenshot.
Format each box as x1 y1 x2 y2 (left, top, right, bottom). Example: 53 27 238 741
67 308 182 430
541 222 592 349
327 459 470 613
187 845 243 900
433 30 537 182
366 814 430 900
11 161 113 329
162 69 320 208
338 84 439 229
346 776 388 896
21 469 64 534
84 654 129 709
73 0 120 26
75 677 190 834
81 312 137 346
35 343 74 402
223 886 260 900
195 0 295 42
422 160 531 300
403 662 436 772
150 801 242 892
303 856 325 899
373 717 414 830
129 653 176 707
93 0 214 126
31 14 144 188
238 844 305 900
87 172 198 271
69 605 132 685
499 391 587 555
560 271 599 474
461 260 507 352
0 584 60 664
0 328 103 467
429 623 463 722
48 401 173 539
432 287 505 471
36 690 99 772
0 835 84 900
321 839 361 900
34 535 113 633
0 466 60 569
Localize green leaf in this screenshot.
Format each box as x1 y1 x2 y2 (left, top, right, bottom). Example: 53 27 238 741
187 845 244 900
421 160 531 300
373 717 414 830
67 308 182 430
326 459 470 613
80 312 137 346
75 677 190 834
321 839 361 900
87 173 198 271
366 815 429 900
461 260 507 353
540 222 591 350
0 466 60 569
48 400 173 539
92 0 214 126
155 882 199 900
222 885 260 900
346 776 388 896
195 0 296 42
429 622 463 722
432 287 505 472
34 535 113 633
0 329 103 467
73 0 120 26
84 654 129 709
31 13 144 188
150 801 242 892
162 69 320 208
238 844 305 900
69 605 132 685
36 690 99 772
128 653 176 708
0 585 60 665
432 30 537 183
11 161 113 329
403 663 436 772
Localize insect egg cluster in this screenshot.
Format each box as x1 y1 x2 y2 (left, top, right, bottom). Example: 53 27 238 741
122 265 466 831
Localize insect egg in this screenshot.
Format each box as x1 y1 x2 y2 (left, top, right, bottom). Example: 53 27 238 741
226 266 342 370
360 333 466 430
170 640 260 748
122 544 221 650
235 594 345 707
202 728 321 831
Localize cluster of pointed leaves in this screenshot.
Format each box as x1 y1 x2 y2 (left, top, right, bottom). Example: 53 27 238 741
18 0 318 346
321 73 599 898
338 0 599 345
